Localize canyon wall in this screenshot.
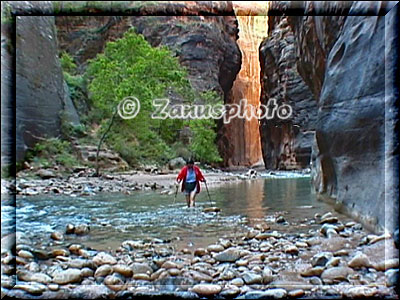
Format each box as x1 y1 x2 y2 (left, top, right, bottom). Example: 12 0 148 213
55 2 242 165
221 3 267 167
2 1 242 167
259 14 317 170
2 2 79 166
262 1 398 235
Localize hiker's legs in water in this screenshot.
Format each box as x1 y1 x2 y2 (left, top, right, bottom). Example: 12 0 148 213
189 190 196 207
185 193 190 207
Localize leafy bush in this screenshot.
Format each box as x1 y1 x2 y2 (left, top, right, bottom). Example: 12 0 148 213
60 51 77 74
87 29 222 166
26 138 79 169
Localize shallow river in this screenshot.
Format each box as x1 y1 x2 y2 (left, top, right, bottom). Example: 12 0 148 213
9 177 355 251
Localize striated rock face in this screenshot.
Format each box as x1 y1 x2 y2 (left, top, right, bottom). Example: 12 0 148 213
262 1 398 235
15 10 78 162
221 3 267 167
259 14 317 170
56 2 241 96
2 1 79 165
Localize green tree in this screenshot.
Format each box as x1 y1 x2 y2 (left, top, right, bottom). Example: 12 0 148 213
87 29 222 166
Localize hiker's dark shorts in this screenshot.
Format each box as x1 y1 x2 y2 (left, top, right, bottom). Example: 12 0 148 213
185 182 196 195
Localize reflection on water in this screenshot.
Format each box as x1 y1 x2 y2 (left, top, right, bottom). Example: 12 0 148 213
13 178 341 251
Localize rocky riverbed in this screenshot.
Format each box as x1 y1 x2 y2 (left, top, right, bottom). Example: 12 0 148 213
2 208 398 299
2 168 268 197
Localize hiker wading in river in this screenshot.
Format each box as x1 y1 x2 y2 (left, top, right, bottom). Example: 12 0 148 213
176 159 206 207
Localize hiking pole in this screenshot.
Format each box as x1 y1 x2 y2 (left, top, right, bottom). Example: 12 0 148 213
173 183 179 204
204 181 212 202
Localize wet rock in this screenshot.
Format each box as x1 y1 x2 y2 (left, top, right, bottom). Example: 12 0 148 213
50 231 64 241
219 239 232 248
47 265 63 278
242 272 263 285
78 249 91 258
17 270 52 284
320 224 338 237
276 216 286 223
80 267 94 278
168 268 181 276
311 252 333 267
333 249 350 257
236 259 248 267
161 261 180 270
16 256 28 265
326 257 341 267
113 264 133 277
220 285 240 298
37 169 56 179
230 278 244 286
262 267 274 284
309 277 323 285
372 258 399 271
214 248 241 262
51 249 70 257
68 258 94 269
131 262 153 274
245 289 287 299
321 267 354 283
219 267 239 281
74 224 90 235
25 262 40 272
348 252 371 269
288 289 305 298
133 273 151 280
181 248 192 255
68 244 82 254
95 265 113 277
369 232 391 244
104 274 124 291
284 245 299 255
71 284 113 299
189 270 213 282
295 241 308 248
194 248 207 257
255 232 270 240
48 284 59 291
320 215 338 224
14 283 47 295
207 244 224 253
65 224 75 234
52 268 82 284
203 207 221 213
191 284 222 297
149 268 165 281
93 252 117 266
385 269 399 287
18 250 34 259
344 286 377 298
301 267 324 277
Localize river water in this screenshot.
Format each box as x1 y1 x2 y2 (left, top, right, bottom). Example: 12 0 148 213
8 176 355 252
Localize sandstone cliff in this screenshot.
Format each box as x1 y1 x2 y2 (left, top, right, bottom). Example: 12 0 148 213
221 3 267 167
55 2 242 165
2 1 79 165
262 1 398 236
259 14 317 170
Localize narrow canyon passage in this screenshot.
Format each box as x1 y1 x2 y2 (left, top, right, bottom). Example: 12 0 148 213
224 2 268 167
2 1 398 299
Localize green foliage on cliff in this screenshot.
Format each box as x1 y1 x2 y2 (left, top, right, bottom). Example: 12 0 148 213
87 29 222 166
25 138 79 169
